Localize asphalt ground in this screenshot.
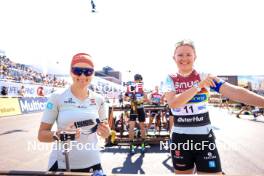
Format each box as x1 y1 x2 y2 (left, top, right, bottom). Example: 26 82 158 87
0 106 264 175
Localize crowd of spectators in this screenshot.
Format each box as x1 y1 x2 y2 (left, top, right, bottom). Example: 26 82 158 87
0 55 67 87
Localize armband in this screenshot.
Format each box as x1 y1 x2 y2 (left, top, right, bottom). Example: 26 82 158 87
210 80 225 93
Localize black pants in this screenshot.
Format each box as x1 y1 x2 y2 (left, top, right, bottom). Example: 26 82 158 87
129 107 146 122
170 130 222 173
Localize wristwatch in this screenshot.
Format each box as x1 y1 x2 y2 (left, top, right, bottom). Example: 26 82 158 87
193 82 202 92
52 131 59 141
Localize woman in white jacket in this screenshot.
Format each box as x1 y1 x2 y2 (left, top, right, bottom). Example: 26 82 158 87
38 53 110 174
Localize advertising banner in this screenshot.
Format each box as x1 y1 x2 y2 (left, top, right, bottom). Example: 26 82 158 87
0 98 21 117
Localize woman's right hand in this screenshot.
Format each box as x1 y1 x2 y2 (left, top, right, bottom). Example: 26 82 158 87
198 74 217 88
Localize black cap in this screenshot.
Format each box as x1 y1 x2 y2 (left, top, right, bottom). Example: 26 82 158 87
134 74 143 81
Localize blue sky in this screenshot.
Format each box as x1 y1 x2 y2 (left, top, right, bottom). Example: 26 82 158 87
1 0 264 89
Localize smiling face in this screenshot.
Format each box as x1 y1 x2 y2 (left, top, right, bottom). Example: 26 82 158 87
70 62 94 89
173 44 196 75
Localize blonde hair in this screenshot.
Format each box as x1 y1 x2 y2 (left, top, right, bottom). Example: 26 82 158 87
173 39 196 56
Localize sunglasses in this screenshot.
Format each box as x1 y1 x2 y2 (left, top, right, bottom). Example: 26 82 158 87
71 67 94 76
175 40 195 50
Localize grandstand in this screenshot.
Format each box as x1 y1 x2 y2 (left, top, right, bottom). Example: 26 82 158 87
0 55 67 88
0 54 124 98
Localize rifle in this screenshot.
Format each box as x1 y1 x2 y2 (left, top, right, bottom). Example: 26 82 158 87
130 91 138 113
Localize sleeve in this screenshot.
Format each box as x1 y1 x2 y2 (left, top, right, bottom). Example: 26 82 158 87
161 75 175 93
97 95 108 121
41 93 59 124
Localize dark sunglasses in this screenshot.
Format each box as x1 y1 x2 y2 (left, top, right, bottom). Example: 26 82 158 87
71 67 94 76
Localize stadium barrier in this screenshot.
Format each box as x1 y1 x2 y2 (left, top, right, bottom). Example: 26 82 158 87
0 80 57 97
18 97 48 114
0 97 48 117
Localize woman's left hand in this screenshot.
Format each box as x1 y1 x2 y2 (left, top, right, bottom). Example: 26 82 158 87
96 122 111 139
